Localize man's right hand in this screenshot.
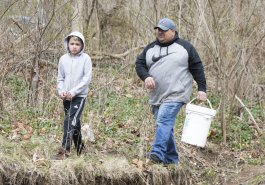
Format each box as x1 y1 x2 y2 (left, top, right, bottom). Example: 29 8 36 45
144 77 156 89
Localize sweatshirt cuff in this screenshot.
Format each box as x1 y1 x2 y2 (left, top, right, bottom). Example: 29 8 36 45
198 86 206 92
69 90 76 97
142 74 152 81
58 90 64 96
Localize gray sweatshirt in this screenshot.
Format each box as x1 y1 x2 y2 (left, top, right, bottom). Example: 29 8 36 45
135 35 206 105
57 31 92 97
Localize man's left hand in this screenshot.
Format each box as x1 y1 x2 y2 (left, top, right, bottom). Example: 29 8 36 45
197 91 207 101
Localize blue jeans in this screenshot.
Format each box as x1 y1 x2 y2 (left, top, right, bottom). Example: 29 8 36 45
151 102 184 164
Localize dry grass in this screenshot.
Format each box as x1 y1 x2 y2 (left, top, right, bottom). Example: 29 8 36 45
1 132 264 185
0 134 193 185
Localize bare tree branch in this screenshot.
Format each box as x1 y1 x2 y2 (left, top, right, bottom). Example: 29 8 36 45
235 95 262 135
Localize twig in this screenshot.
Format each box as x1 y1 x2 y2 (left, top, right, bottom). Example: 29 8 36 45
90 45 145 60
0 0 20 21
235 95 262 135
85 0 97 26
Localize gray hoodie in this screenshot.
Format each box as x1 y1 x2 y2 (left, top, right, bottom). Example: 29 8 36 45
57 31 92 97
136 35 206 105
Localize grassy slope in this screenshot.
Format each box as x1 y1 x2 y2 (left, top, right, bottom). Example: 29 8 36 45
0 62 264 184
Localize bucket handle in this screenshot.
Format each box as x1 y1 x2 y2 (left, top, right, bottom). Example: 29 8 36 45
188 98 213 109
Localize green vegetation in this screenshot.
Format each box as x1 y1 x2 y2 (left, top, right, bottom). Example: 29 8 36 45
0 64 264 185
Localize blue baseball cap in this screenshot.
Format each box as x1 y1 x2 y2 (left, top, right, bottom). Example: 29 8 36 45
154 18 176 31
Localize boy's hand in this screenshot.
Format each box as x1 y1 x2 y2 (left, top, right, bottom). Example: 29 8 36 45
59 92 67 100
65 92 73 101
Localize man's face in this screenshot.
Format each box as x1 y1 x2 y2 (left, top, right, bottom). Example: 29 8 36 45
68 37 82 55
155 28 175 43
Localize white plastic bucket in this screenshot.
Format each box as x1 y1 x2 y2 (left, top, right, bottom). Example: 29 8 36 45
181 98 216 147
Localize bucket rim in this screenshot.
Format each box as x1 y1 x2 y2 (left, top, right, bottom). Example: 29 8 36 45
188 98 214 109
186 104 216 117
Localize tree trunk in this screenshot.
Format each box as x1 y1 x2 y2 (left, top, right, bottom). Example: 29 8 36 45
72 0 83 32
27 0 45 106
28 55 40 107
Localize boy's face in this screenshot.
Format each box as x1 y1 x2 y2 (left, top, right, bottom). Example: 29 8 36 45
68 37 82 55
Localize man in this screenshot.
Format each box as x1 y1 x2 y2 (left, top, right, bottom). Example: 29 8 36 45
135 18 207 165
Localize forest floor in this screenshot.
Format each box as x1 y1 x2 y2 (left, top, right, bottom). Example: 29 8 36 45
226 165 265 185
0 64 264 184
0 132 265 185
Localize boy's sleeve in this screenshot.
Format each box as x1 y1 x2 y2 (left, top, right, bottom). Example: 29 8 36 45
57 58 65 95
69 56 92 97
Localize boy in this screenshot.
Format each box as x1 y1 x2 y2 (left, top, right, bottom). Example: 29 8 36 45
52 31 92 160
